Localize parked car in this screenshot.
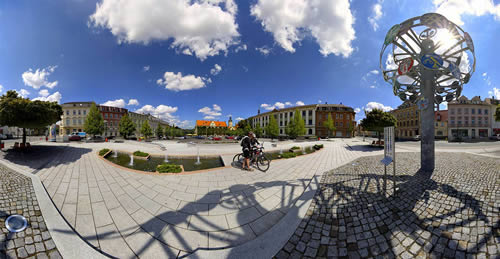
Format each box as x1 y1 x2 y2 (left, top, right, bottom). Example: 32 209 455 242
195 135 205 139
5 134 14 139
77 132 86 139
87 136 104 142
0 134 6 140
412 135 421 141
176 136 186 140
225 136 234 139
489 134 500 141
213 137 222 141
69 135 81 141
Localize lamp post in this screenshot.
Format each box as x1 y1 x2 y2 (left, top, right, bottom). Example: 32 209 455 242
380 13 475 171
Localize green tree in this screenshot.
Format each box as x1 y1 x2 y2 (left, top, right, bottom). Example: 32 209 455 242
265 115 280 140
156 124 164 139
118 114 136 139
255 124 263 138
495 104 500 122
360 109 397 141
347 121 355 137
294 109 306 137
325 113 336 137
84 103 104 137
0 90 62 145
141 121 153 139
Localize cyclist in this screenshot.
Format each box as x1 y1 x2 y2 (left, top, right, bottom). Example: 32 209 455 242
240 131 259 171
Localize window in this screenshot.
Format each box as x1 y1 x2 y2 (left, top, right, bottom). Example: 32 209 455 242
83 110 86 115
73 119 76 125
78 119 82 125
335 113 339 119
471 118 475 124
308 110 312 116
66 110 69 115
340 114 343 119
73 110 76 115
280 121 283 126
478 109 482 114
290 112 293 117
105 114 108 118
66 119 70 126
335 122 338 126
78 110 81 115
450 109 455 114
347 114 350 120
308 128 313 135
340 122 343 127
309 119 312 125
457 108 462 114
280 129 283 134
471 109 475 114
485 109 488 114
464 108 468 114
441 122 444 127
302 111 306 117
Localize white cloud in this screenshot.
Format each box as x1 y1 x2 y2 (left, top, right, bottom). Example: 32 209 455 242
18 89 30 98
210 64 222 76
285 101 292 106
261 102 286 110
370 70 379 75
236 117 244 121
0 85 3 93
198 104 222 117
439 101 448 110
354 107 361 113
369 85 376 89
255 46 271 56
368 1 383 31
102 99 126 108
482 72 492 86
33 91 62 103
89 0 240 60
136 104 179 122
204 115 216 120
482 72 487 77
434 0 500 26
22 66 58 89
157 71 208 91
143 66 150 71
385 53 398 70
296 101 305 106
128 99 139 106
235 44 247 53
365 101 393 112
489 87 500 99
251 0 356 57
39 89 50 97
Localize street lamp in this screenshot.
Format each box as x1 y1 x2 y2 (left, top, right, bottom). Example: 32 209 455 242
380 13 475 171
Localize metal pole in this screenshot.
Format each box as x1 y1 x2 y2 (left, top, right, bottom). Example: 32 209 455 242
420 67 436 172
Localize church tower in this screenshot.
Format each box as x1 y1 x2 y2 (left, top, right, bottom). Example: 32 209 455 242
228 116 233 128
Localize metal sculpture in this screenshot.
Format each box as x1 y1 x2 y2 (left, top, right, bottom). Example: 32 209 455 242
379 13 476 171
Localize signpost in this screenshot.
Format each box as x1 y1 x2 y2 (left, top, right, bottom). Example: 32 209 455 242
380 126 396 197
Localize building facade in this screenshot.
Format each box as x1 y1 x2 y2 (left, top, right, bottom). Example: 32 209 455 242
126 112 169 137
195 120 228 135
60 102 94 135
390 101 420 140
486 98 500 136
247 103 356 138
448 96 491 140
98 105 128 137
435 110 448 139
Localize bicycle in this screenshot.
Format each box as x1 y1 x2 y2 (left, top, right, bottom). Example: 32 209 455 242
233 143 270 171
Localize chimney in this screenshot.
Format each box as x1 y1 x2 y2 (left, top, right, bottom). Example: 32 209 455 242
258 109 260 115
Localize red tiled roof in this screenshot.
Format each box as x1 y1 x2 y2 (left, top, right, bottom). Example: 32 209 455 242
435 110 448 121
196 120 227 127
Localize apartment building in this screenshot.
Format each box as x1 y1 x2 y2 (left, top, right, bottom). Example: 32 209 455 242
59 102 94 135
448 96 491 140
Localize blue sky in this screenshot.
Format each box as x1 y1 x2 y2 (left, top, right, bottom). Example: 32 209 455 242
1 0 499 128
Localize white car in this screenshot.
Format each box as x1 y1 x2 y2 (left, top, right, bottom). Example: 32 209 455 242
489 134 500 141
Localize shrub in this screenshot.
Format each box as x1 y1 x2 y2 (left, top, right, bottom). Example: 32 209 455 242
313 144 324 150
305 146 315 154
133 150 149 157
157 163 182 173
99 148 110 156
281 152 297 159
291 146 300 150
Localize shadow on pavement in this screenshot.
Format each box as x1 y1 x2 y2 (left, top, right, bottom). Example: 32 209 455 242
1 145 92 173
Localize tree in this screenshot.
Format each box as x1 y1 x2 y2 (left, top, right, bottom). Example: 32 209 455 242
156 124 164 139
347 121 355 137
140 121 153 139
294 109 306 137
0 90 62 145
118 114 135 139
254 124 263 138
325 113 336 137
265 115 280 140
84 103 104 137
495 104 500 122
360 109 397 141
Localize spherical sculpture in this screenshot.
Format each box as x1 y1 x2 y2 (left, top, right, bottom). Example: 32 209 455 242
379 13 476 106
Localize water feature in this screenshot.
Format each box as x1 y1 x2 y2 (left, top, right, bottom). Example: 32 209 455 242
164 152 169 163
195 146 201 165
113 149 118 158
106 152 223 172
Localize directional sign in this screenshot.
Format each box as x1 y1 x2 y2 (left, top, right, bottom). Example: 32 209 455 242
417 97 429 110
380 126 395 165
421 53 443 70
398 58 414 75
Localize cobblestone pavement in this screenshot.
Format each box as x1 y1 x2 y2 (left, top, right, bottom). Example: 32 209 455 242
275 152 500 259
0 165 61 259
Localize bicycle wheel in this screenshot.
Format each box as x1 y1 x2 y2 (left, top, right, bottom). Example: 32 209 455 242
257 155 270 171
233 153 242 166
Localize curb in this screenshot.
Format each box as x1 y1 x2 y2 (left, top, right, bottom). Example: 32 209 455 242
0 159 106 259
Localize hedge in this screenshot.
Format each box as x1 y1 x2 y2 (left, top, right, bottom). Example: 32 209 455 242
157 163 182 173
133 151 149 157
99 148 110 156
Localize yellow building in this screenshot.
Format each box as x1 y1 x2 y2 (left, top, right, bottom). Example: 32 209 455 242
435 110 448 139
390 101 420 139
60 102 94 136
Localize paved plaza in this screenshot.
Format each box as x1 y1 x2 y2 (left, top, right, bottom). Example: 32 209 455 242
0 164 61 259
0 138 498 258
275 152 499 259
